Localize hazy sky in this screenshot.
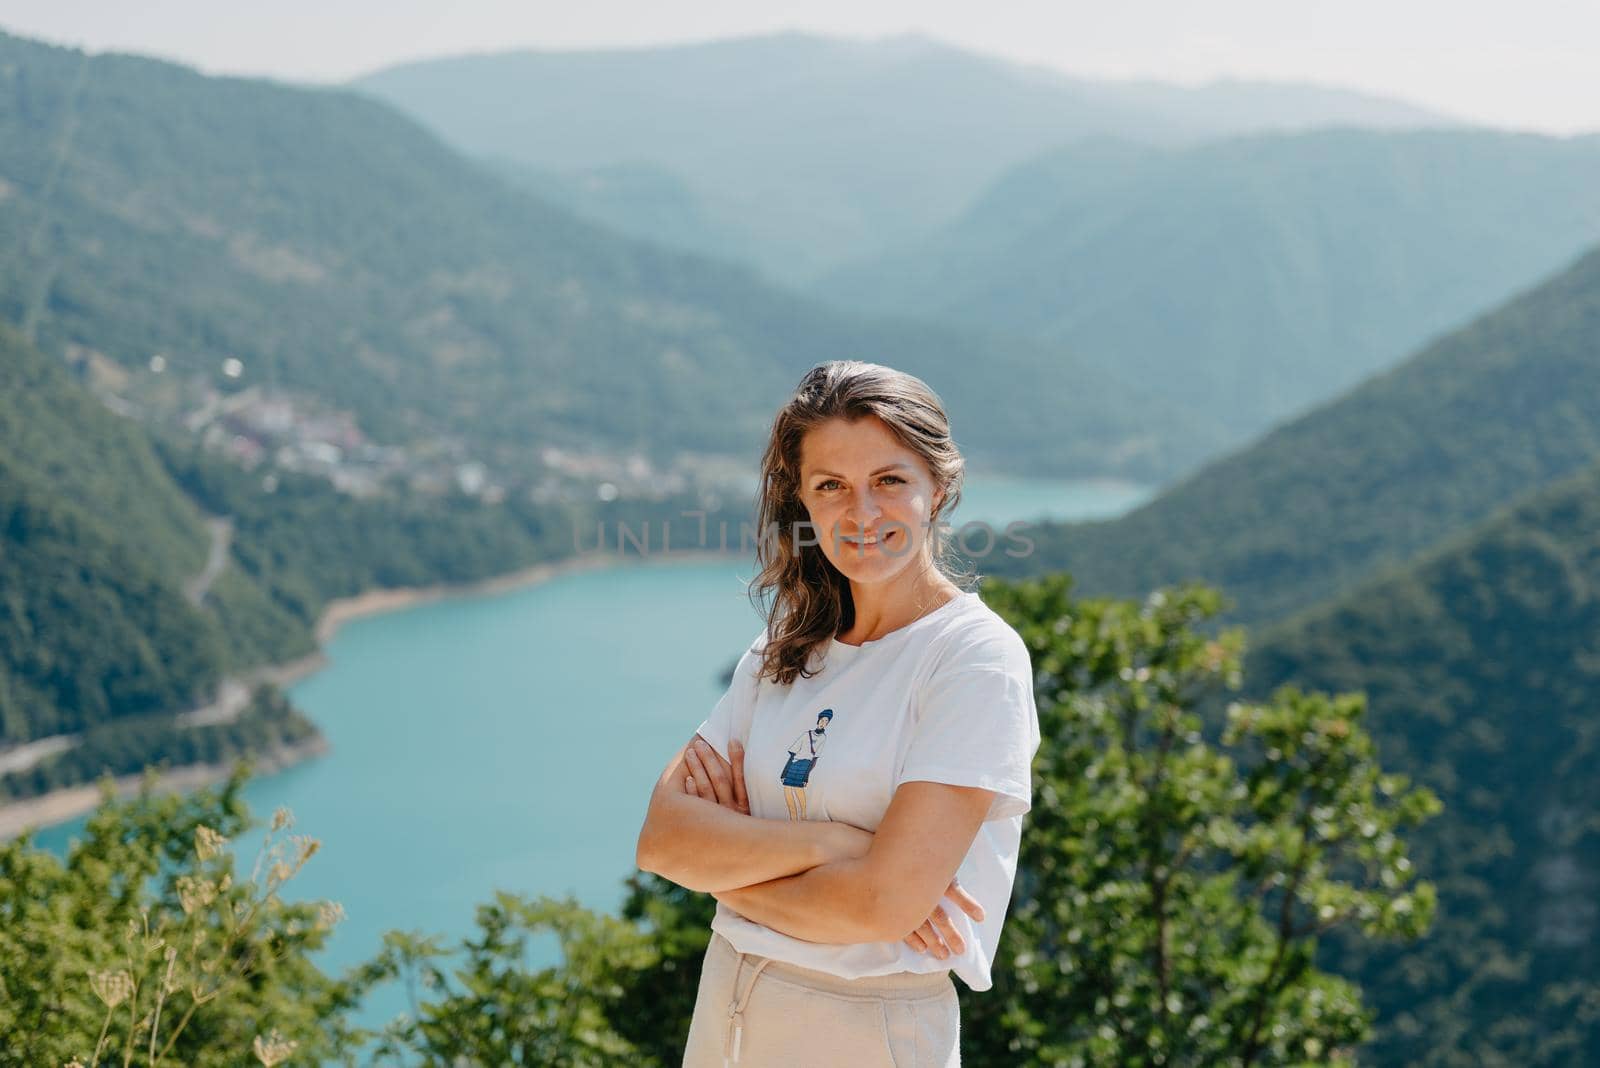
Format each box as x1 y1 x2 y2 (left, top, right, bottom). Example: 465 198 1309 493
2 1 1596 135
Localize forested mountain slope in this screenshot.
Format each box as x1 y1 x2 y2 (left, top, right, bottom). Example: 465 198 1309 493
1235 460 1600 1066
976 242 1600 629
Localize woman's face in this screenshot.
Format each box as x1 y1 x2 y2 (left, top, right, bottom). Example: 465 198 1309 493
796 415 945 583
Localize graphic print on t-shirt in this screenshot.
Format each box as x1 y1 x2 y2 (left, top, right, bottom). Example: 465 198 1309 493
780 708 833 820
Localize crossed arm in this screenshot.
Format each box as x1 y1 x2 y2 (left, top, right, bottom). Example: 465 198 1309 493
635 733 992 951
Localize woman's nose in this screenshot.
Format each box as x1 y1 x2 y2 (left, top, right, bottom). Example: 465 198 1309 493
843 486 883 523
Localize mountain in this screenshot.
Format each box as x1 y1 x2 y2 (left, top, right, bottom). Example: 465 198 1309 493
0 28 1211 488
973 240 1600 629
815 128 1600 447
1235 460 1600 1065
0 309 642 801
350 30 1457 284
0 321 323 798
479 157 767 274
0 321 229 739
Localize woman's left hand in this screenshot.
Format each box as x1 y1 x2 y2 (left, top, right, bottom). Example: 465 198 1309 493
903 878 985 959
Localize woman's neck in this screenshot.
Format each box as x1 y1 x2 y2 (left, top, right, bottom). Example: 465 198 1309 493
838 566 962 645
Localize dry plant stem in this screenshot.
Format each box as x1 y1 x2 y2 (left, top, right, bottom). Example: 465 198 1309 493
155 842 317 1061
122 985 137 1068
90 1006 113 1067
149 949 177 1064
121 934 141 1068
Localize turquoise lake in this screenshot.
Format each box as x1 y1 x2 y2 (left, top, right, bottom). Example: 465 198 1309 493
26 474 1154 1040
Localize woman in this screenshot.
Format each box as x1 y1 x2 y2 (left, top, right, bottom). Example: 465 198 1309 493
635 360 1041 1066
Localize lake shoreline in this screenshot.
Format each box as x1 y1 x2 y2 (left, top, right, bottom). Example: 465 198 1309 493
0 735 334 842
0 547 745 841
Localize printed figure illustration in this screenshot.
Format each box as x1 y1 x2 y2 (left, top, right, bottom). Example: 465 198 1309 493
780 708 833 820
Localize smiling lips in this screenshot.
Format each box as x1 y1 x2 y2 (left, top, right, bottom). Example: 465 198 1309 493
842 529 900 550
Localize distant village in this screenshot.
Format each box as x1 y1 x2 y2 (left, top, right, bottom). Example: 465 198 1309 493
65 343 726 507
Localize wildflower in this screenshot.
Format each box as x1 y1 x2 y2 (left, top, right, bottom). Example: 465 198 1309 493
177 875 218 915
293 834 321 864
253 1028 298 1066
195 824 229 861
89 969 134 1009
317 901 346 930
270 806 293 832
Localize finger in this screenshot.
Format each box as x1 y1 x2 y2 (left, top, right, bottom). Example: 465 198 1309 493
683 747 717 802
691 739 738 808
918 918 951 959
730 739 750 814
928 905 964 956
945 879 985 924
702 739 741 810
904 923 935 955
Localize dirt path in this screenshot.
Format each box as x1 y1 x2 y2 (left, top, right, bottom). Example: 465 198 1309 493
183 515 233 606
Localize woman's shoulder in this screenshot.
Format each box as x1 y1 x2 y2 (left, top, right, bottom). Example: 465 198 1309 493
923 597 1031 677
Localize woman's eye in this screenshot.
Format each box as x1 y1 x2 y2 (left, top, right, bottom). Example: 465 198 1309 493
816 476 904 491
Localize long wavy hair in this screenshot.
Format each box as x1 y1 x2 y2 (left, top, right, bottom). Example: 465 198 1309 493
746 360 975 686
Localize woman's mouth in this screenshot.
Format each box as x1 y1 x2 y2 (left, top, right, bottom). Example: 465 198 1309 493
842 530 899 551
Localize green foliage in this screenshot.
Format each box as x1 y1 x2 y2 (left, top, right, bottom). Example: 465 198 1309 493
961 573 1438 1066
0 764 369 1066
613 872 719 1059
348 893 657 1065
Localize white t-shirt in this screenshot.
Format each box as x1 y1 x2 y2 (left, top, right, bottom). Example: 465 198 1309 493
693 589 1041 992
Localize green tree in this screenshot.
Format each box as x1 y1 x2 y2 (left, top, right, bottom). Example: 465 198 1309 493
963 573 1440 1066
350 893 656 1065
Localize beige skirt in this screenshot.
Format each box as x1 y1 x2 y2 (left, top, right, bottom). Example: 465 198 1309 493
682 930 961 1067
